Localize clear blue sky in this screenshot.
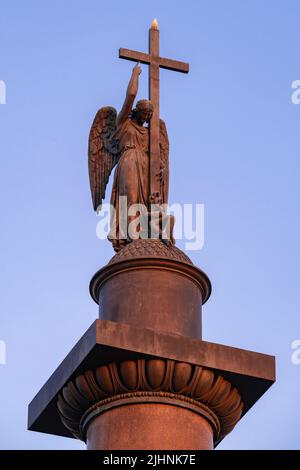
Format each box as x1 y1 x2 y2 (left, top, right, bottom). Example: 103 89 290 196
0 0 299 449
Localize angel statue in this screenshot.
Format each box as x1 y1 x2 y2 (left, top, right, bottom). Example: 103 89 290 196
88 63 173 252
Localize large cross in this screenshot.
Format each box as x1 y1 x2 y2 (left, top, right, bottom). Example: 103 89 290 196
119 19 189 203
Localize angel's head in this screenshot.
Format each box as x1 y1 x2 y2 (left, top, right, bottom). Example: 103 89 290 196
131 99 153 125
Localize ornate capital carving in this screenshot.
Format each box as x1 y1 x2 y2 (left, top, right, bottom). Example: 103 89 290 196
57 359 243 444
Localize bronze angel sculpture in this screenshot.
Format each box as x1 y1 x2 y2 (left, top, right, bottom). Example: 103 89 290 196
88 64 173 252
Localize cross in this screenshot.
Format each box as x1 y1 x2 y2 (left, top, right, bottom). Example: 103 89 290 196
119 19 189 203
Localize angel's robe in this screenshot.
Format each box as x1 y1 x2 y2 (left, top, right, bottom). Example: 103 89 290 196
108 119 150 248
113 119 149 207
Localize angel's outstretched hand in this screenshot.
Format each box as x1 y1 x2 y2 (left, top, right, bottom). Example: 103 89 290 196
133 63 142 75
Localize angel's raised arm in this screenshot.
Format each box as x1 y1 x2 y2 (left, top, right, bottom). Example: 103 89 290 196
116 64 141 127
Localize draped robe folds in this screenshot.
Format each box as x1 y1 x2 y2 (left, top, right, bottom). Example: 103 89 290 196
108 119 150 248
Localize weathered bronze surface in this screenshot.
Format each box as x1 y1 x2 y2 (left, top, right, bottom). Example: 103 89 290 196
58 358 243 446
88 20 189 251
86 403 214 450
28 225 276 450
28 318 275 447
90 239 211 338
28 21 276 450
119 21 188 202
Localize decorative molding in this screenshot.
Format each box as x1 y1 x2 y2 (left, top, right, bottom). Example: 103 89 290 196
90 253 212 305
80 391 221 440
108 239 193 265
57 359 243 444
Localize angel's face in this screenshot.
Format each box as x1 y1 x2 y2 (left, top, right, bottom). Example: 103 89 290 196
136 108 153 125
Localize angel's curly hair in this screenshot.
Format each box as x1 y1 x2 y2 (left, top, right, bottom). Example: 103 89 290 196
130 99 154 120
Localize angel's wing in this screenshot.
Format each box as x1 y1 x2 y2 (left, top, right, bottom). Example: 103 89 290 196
88 106 120 212
159 119 170 205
